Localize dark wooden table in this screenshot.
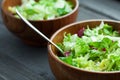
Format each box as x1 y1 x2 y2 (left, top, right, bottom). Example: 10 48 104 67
0 0 120 80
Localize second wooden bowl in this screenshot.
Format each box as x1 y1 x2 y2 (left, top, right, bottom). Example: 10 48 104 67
1 0 79 46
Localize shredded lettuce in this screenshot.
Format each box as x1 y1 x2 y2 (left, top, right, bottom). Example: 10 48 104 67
58 21 120 71
8 0 73 20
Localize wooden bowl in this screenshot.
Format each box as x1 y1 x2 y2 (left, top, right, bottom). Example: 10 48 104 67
48 20 120 80
1 0 79 46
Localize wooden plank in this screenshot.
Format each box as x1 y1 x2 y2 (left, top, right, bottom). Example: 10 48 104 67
0 74 6 80
79 0 120 20
77 6 110 21
0 46 55 80
0 23 55 80
0 52 46 80
0 10 3 24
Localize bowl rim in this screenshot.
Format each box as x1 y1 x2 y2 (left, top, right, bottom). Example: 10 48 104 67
48 19 120 74
1 0 79 22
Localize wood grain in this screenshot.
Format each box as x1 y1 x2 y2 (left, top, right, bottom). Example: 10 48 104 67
0 52 46 80
79 0 120 20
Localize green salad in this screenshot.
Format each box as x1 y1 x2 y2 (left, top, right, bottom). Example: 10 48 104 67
58 21 120 71
8 0 73 20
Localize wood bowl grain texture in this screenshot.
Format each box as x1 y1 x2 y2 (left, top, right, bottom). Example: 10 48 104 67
1 0 79 46
48 20 120 80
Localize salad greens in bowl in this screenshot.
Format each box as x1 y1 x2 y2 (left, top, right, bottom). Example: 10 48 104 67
48 20 120 80
8 0 74 20
58 21 120 72
1 0 79 46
